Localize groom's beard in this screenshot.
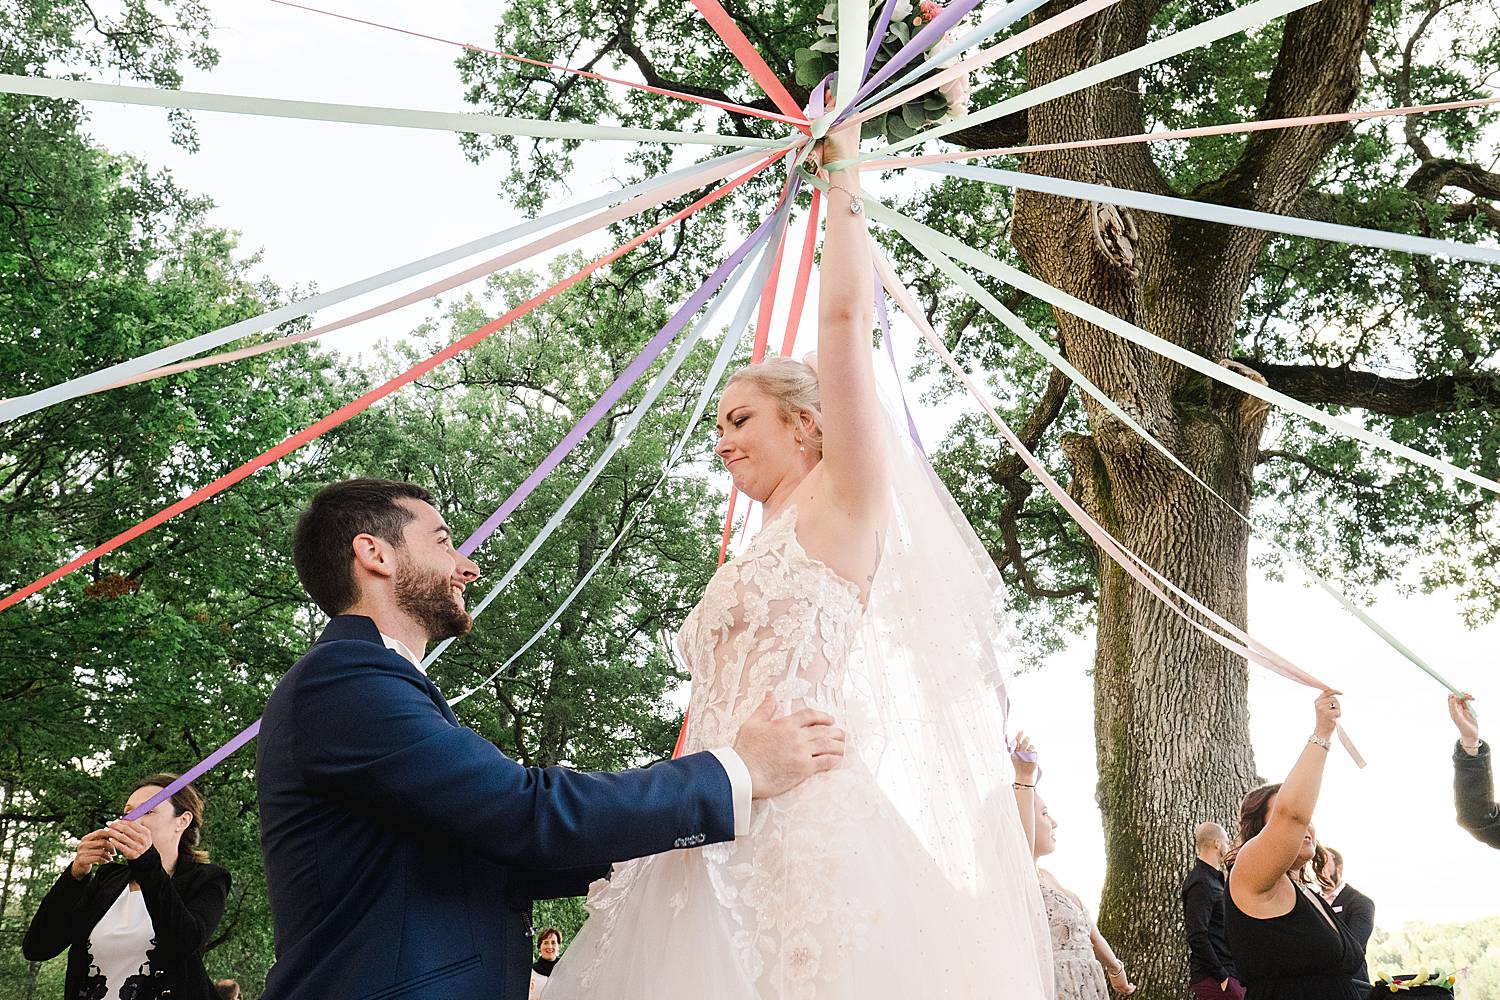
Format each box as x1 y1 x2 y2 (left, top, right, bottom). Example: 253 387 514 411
394 558 473 642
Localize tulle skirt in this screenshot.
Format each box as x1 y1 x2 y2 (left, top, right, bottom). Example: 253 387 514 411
543 757 1052 1000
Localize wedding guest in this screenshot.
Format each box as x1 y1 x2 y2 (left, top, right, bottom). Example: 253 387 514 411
529 927 563 999
1182 821 1243 999
22 774 231 1000
1012 735 1136 998
214 980 242 1000
1448 693 1500 847
1225 690 1365 999
1314 846 1373 982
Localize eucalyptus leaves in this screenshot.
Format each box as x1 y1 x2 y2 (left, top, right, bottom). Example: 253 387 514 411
792 0 970 143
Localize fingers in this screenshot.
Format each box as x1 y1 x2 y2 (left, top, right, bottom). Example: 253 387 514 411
811 753 842 774
808 736 846 758
782 707 836 728
750 694 776 721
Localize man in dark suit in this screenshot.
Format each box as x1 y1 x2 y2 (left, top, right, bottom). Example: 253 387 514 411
257 479 845 1000
1181 821 1243 1000
1450 693 1500 847
1317 846 1374 983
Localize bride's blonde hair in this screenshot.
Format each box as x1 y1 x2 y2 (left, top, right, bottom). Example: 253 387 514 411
724 357 824 456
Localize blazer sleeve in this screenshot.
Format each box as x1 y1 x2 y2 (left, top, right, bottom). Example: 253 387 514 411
1181 878 1232 984
1453 741 1500 848
511 864 612 901
1339 889 1375 948
21 866 93 961
127 848 231 961
293 647 735 869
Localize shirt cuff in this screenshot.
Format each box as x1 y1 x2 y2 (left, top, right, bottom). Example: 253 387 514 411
708 747 753 837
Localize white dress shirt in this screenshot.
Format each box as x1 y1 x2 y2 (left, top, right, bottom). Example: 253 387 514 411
89 886 153 998
379 631 750 835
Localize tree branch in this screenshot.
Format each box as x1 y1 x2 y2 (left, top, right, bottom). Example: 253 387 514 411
1242 360 1500 416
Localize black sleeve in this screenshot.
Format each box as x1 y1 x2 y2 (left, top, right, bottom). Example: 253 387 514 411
1453 741 1500 848
1340 890 1375 949
127 849 231 961
21 866 93 961
1182 880 1231 984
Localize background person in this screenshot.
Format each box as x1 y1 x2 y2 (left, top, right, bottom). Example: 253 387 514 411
1182 821 1242 999
1314 846 1373 983
1225 691 1364 999
22 775 231 1000
529 927 563 999
1448 693 1500 847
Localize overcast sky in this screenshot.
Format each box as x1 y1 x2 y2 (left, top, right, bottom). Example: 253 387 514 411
62 1 1500 932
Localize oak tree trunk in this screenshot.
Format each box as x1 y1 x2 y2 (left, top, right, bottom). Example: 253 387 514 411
1008 3 1372 996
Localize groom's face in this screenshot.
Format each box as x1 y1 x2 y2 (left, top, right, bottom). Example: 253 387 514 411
391 498 480 642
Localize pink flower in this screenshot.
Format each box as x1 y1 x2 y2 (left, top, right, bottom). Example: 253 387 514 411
919 0 942 20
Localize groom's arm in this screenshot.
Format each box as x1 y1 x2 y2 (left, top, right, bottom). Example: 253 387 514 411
294 645 741 869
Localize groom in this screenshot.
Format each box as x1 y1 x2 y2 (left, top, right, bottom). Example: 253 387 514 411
257 479 845 1000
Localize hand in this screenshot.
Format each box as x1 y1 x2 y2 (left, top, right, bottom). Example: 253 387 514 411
819 120 861 170
69 829 114 879
1106 966 1136 995
1011 730 1039 786
1313 689 1341 740
1449 693 1481 753
733 695 846 799
104 818 153 861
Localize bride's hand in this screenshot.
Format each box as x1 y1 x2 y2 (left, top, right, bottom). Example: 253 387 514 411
1011 731 1039 786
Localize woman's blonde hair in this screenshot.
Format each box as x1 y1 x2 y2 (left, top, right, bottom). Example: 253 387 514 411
723 357 823 455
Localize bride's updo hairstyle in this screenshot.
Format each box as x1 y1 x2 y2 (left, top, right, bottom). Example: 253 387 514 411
724 356 824 457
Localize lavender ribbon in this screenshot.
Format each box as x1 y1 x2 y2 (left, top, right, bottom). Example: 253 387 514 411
125 720 261 821
873 268 925 452
857 0 902 98
850 0 988 109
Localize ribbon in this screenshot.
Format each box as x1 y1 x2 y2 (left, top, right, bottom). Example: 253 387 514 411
125 721 262 821
865 193 1465 697
846 0 1328 164
922 161 1500 267
0 144 785 422
870 244 1365 766
872 267 925 451
863 96 1500 168
441 196 794 698
95 150 770 394
848 0 988 110
844 0 1122 134
0 75 791 148
857 0 902 102
875 197 1500 495
689 0 809 122
0 152 785 614
268 0 809 128
856 0 1049 112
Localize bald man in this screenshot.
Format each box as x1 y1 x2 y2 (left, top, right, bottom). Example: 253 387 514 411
1181 821 1243 1000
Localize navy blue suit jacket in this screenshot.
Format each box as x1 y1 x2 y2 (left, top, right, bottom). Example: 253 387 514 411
256 615 735 1000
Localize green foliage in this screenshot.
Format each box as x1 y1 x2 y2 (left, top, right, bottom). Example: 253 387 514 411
1369 914 1500 998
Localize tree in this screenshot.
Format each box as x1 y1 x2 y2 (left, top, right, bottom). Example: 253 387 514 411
457 2 1500 995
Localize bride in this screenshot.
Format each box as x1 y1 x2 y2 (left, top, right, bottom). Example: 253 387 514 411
544 123 1053 999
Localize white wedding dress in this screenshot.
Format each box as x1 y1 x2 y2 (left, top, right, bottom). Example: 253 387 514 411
544 409 1053 999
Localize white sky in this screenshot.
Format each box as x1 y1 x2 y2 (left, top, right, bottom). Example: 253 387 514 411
66 1 1500 933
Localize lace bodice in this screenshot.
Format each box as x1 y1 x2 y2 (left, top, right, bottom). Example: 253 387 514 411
677 505 864 753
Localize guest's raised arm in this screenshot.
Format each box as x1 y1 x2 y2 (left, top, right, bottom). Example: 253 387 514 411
1450 693 1500 848
1230 690 1340 900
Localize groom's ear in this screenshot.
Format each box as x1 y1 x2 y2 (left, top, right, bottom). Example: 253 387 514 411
350 532 399 581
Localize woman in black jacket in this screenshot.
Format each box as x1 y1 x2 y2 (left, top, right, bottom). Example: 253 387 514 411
23 774 231 1000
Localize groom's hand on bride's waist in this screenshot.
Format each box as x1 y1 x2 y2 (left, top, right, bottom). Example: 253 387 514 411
733 695 846 799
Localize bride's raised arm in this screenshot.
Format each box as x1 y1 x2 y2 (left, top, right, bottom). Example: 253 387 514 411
816 124 889 519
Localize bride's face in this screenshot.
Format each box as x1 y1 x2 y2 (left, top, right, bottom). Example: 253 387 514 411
715 382 814 501
1033 796 1058 859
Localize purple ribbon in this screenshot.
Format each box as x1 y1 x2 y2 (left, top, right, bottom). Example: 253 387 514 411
857 0 902 96
850 0 987 110
125 719 261 821
459 164 798 556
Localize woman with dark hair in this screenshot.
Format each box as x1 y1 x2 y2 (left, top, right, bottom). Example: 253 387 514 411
529 927 564 999
23 774 231 1000
1225 691 1365 1000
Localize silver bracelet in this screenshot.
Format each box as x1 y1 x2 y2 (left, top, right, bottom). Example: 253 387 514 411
826 180 865 216
1307 734 1332 751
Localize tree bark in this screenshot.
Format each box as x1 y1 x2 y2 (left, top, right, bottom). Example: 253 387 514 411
1010 3 1371 996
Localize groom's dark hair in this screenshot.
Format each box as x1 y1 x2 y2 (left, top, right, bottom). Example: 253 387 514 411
294 479 434 616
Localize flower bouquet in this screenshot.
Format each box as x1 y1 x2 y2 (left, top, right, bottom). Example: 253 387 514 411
1367 969 1458 997
792 0 971 143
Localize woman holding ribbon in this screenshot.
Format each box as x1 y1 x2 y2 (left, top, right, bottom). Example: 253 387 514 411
543 121 1052 998
22 774 230 1000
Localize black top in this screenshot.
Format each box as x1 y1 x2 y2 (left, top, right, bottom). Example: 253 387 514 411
1453 740 1500 848
21 847 230 1000
1181 858 1237 983
1330 883 1374 982
1224 879 1364 1000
